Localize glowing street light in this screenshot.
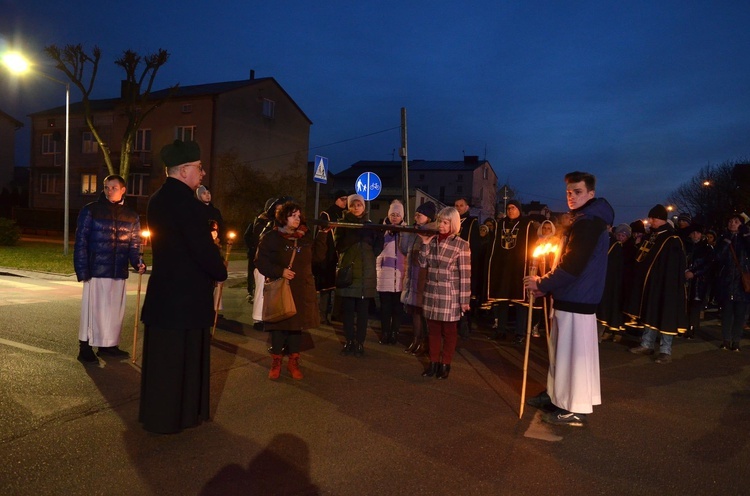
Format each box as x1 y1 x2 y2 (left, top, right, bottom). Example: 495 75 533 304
2 51 71 255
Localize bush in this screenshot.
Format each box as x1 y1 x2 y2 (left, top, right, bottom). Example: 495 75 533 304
0 217 21 246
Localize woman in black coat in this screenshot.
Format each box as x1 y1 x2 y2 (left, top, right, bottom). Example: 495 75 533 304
255 201 327 379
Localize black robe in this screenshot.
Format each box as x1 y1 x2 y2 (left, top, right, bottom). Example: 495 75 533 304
458 212 482 297
623 224 688 335
485 216 537 303
596 236 624 330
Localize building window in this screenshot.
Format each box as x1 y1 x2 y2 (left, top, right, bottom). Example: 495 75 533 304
135 129 152 151
457 174 463 182
127 173 148 197
181 104 193 114
483 167 488 179
82 132 98 154
176 126 196 142
40 173 59 194
41 134 57 155
263 98 275 119
81 174 97 194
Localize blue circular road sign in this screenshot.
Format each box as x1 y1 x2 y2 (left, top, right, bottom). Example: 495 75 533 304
355 172 382 201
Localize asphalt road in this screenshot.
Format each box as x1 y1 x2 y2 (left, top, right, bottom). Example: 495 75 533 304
0 262 748 495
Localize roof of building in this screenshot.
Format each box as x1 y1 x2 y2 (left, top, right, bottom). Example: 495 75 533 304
0 109 24 129
29 77 312 123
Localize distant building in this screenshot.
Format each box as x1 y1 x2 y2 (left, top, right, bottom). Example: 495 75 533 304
0 109 23 191
24 73 311 229
333 156 498 222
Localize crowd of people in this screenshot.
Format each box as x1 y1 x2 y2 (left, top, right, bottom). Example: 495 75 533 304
72 142 749 433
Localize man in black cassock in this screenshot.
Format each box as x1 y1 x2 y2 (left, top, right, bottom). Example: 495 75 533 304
625 204 688 364
139 140 228 434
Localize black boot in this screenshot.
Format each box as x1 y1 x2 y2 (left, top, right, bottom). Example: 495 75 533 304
405 338 418 354
77 340 98 364
422 362 439 377
354 341 364 357
437 363 451 380
341 340 354 356
389 331 399 345
379 331 389 345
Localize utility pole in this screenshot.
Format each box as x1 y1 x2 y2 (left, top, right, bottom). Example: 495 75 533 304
400 107 409 218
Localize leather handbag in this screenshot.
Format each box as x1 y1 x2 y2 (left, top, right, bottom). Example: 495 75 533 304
262 240 298 323
335 262 354 288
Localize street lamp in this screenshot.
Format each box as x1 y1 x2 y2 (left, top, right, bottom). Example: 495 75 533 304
2 52 71 255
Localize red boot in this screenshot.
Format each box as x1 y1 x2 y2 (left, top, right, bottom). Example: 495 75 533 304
287 353 304 380
269 354 283 380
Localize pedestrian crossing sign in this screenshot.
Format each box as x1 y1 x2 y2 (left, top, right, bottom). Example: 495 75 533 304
313 155 328 184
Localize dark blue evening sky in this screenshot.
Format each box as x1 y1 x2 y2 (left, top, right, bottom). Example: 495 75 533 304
1 0 749 224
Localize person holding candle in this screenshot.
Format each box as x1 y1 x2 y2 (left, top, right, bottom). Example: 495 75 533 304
524 171 614 426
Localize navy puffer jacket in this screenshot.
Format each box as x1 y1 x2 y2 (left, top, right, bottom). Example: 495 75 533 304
74 193 141 281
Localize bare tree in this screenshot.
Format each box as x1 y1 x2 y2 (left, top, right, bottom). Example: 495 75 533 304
667 158 748 230
44 44 176 180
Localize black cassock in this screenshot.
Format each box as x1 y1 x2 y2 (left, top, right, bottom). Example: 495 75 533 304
623 224 688 335
597 236 625 331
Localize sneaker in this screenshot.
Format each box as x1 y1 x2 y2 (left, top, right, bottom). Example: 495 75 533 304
629 346 655 356
526 390 552 409
719 341 730 350
542 408 586 427
731 342 741 352
246 293 254 303
655 353 672 364
531 324 541 338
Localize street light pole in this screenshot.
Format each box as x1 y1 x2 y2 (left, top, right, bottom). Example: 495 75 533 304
2 52 71 255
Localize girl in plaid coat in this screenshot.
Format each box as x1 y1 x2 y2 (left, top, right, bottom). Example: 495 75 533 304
418 207 471 379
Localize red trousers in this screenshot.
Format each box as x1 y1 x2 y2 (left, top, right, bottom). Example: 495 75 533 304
427 320 458 364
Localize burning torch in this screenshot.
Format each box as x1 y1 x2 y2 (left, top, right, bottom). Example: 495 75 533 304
131 229 150 363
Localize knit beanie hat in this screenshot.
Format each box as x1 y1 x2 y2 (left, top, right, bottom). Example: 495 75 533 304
678 212 692 224
506 200 522 213
347 194 365 209
415 201 437 222
614 223 632 237
388 200 404 218
630 220 646 233
648 204 668 221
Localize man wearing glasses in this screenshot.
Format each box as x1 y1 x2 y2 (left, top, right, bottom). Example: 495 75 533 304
139 139 228 434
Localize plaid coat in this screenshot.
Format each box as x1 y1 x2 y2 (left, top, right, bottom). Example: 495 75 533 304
418 234 471 322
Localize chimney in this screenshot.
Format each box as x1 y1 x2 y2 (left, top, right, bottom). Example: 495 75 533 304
249 69 255 80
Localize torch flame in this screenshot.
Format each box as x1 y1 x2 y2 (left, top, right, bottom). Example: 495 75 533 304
227 231 237 241
533 242 558 258
141 230 151 239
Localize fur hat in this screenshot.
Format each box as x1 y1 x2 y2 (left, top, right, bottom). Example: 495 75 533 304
195 185 208 200
347 194 365 209
388 200 404 218
415 201 437 222
630 220 646 234
160 139 200 168
648 204 668 221
614 223 632 237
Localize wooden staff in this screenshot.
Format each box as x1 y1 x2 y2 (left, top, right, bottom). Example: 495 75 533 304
211 231 236 338
131 230 150 363
519 259 538 419
309 218 439 235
